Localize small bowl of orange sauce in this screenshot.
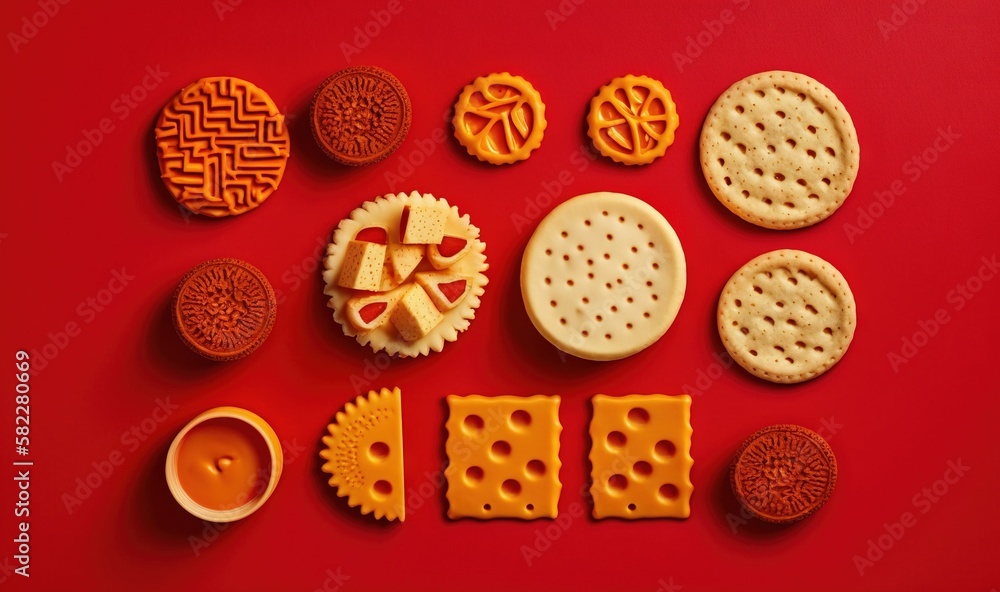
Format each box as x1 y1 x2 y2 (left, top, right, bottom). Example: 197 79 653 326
166 407 283 522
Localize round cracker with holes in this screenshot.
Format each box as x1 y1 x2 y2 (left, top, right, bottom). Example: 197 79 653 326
521 192 686 361
718 249 856 383
700 71 859 229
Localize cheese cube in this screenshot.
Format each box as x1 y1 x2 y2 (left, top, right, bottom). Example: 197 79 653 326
387 244 424 283
337 240 386 291
400 205 446 245
389 284 443 342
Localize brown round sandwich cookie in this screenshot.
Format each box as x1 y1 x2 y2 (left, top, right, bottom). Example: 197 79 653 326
730 424 837 524
310 66 411 166
172 258 277 361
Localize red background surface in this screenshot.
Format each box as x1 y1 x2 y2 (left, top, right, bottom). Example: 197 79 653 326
2 1 998 590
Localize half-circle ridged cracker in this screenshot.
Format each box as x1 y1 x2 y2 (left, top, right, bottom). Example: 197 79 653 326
717 249 857 383
521 192 686 361
320 387 405 521
323 192 488 358
700 71 860 229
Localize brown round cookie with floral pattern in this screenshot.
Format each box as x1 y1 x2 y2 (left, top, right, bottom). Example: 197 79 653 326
730 424 837 524
172 258 277 361
310 66 411 166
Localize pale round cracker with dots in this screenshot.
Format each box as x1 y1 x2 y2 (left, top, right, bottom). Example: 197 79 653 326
521 192 686 361
718 249 856 383
700 71 860 229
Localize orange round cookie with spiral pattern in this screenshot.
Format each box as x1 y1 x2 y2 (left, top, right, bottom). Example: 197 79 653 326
310 66 411 166
155 77 290 218
730 424 837 524
172 258 277 361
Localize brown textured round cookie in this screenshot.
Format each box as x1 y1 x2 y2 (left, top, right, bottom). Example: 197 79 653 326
718 249 856 383
172 258 277 361
310 66 411 166
700 71 859 229
730 424 837 524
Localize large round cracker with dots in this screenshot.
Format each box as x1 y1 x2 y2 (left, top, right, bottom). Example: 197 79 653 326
700 71 859 229
717 249 856 383
521 192 686 361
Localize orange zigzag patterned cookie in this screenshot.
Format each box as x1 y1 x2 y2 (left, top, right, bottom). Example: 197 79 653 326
155 77 290 218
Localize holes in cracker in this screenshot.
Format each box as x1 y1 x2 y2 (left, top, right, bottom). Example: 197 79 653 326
786 139 796 148
633 461 653 478
607 431 627 449
754 168 763 176
491 440 511 458
807 149 817 158
775 111 786 119
721 131 731 141
725 177 732 186
756 122 765 131
774 173 785 182
755 90 765 98
826 147 836 156
764 316 775 325
607 474 628 493
465 466 484 484
369 441 389 461
795 340 806 348
372 480 392 498
627 407 650 426
736 105 744 114
604 333 612 340
659 484 680 501
749 349 758 356
526 459 546 478
797 179 807 186
655 439 676 459
560 231 568 238
767 145 776 153
806 304 818 314
737 143 746 154
740 327 749 335
464 414 485 433
824 327 834 335
501 479 522 497
808 125 817 134
822 177 831 185
510 410 531 429
797 92 806 101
